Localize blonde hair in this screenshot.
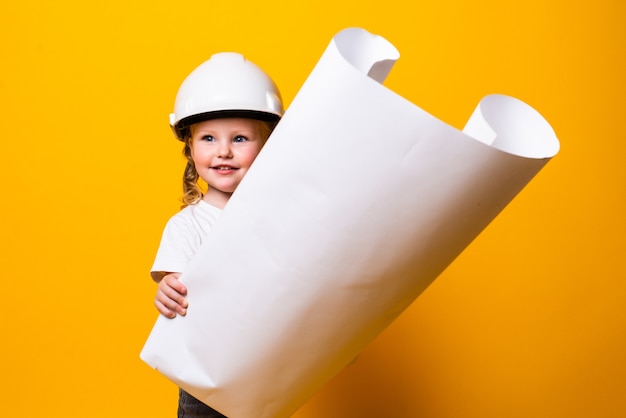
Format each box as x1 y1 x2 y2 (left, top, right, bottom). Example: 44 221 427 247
179 119 276 208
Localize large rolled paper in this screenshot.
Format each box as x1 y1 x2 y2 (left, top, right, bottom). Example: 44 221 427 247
141 27 559 418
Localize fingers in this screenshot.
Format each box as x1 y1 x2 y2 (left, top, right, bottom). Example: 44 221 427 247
164 273 187 295
154 297 179 319
154 274 188 318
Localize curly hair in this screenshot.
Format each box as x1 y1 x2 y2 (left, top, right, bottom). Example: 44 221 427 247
179 119 277 209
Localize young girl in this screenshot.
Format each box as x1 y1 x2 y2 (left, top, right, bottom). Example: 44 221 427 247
150 52 283 418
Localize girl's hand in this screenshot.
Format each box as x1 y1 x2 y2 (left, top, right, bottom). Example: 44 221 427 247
154 273 188 318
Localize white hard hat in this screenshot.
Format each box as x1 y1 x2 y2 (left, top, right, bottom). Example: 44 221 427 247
169 52 284 140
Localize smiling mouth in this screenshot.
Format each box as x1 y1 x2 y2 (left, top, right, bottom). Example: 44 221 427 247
212 165 238 171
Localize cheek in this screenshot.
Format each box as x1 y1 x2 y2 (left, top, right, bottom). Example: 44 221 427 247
241 147 263 166
190 146 209 165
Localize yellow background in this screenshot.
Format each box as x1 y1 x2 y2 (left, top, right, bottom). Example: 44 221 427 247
1 0 624 417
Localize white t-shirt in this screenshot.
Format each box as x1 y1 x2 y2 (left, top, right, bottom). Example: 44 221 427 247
151 200 222 281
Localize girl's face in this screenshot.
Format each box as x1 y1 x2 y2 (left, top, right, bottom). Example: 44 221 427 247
189 118 267 208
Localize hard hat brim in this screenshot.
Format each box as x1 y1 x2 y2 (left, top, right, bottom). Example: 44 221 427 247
174 109 281 140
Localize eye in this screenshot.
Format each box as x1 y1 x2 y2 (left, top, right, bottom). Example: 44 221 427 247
233 135 248 143
200 135 215 142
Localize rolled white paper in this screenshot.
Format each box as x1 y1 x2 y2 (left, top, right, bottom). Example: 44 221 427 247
141 27 559 418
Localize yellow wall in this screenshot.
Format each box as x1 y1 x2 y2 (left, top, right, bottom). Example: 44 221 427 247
1 0 624 417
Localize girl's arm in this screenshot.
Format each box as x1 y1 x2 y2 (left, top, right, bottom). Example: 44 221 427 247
154 273 188 318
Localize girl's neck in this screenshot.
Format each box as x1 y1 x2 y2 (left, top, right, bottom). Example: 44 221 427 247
202 189 232 209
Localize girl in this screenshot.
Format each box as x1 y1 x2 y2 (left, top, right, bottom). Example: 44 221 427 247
150 52 283 418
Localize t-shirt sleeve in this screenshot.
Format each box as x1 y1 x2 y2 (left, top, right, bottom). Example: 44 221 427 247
150 214 203 281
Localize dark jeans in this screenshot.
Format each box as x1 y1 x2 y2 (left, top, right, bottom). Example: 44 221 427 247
178 389 227 418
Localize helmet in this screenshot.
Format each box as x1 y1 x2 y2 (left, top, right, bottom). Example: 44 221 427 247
169 52 284 140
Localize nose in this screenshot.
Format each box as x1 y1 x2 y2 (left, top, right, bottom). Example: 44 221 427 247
216 140 233 158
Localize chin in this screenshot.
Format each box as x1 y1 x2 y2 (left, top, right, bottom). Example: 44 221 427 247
214 185 237 194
